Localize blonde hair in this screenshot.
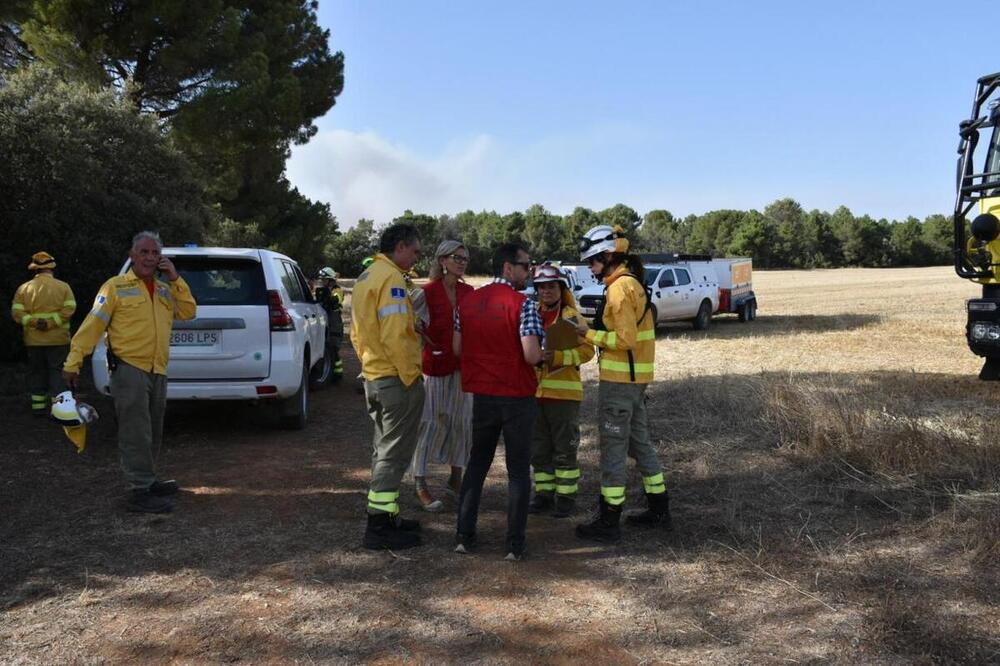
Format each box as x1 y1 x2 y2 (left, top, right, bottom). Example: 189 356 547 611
429 240 467 281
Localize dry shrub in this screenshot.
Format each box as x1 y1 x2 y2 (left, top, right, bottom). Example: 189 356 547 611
932 494 1000 566
759 374 1000 489
866 591 1000 664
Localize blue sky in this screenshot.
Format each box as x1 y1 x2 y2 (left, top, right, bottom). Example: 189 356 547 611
286 1 984 228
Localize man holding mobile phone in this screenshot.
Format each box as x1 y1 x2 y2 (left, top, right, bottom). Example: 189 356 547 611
63 231 197 513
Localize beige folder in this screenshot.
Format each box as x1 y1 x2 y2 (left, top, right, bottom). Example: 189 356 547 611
546 317 581 351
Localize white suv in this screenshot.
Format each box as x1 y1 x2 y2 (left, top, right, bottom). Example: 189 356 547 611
90 247 330 429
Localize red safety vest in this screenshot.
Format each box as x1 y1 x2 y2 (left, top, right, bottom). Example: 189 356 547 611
459 282 538 397
421 279 473 377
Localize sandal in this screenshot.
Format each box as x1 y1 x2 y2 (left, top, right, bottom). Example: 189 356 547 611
416 487 444 512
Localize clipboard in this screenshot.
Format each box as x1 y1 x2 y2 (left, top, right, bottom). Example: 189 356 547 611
545 317 580 351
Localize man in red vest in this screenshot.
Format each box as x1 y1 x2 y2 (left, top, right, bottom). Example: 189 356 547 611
454 242 544 561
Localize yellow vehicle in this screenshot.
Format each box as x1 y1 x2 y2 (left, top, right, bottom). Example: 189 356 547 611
955 72 1000 380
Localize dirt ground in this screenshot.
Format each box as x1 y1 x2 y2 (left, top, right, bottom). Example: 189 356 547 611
2 267 1000 664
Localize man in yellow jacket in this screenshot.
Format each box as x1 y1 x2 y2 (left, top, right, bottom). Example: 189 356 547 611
350 223 425 550
11 251 77 415
529 264 594 518
571 225 669 543
63 231 197 513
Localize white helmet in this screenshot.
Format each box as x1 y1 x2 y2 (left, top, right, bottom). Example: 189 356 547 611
532 263 568 287
317 266 337 279
52 391 98 454
579 225 629 261
52 391 98 426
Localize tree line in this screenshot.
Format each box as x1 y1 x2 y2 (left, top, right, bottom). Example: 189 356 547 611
326 202 954 278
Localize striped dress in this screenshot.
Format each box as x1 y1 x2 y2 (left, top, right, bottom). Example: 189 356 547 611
410 279 474 476
411 371 473 475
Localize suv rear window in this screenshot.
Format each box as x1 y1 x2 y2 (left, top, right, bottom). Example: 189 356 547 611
170 257 267 305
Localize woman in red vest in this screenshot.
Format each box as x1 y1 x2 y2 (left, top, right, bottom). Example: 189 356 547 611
411 240 475 511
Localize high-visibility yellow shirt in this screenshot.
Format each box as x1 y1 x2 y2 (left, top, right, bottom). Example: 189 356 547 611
350 254 422 386
584 265 656 384
536 304 594 401
11 273 76 346
64 269 197 375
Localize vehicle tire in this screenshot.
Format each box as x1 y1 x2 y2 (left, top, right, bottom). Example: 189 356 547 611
309 344 333 390
281 358 309 430
738 303 748 323
747 301 757 321
692 300 711 330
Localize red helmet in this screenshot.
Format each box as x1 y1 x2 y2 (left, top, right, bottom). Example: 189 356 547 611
532 263 568 287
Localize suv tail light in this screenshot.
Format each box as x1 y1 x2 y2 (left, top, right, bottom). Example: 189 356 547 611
268 290 294 331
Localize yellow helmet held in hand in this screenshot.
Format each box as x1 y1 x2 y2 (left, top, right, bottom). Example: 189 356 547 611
51 391 99 454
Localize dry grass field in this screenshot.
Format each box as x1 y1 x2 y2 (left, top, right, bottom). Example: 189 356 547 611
2 266 1000 664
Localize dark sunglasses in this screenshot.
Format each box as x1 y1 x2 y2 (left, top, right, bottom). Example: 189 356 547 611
446 254 469 264
587 255 605 266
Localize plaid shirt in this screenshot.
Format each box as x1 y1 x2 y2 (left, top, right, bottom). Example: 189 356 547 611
454 278 545 340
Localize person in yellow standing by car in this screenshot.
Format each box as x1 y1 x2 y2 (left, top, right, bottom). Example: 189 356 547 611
350 223 426 550
528 263 594 518
571 225 670 543
11 251 76 415
63 231 197 514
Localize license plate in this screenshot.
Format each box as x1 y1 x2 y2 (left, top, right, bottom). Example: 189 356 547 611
170 330 219 346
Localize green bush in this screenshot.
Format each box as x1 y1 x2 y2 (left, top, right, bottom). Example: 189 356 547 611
0 66 214 361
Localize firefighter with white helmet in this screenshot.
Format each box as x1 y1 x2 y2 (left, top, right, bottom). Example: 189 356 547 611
313 266 345 380
63 231 197 513
570 224 671 542
528 263 595 518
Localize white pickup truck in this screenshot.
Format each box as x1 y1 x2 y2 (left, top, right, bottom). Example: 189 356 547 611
576 254 757 330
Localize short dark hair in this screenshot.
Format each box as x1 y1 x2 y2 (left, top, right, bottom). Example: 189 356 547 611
493 242 529 277
379 224 421 254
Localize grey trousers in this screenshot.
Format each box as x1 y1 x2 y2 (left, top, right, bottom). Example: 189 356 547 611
598 382 663 489
110 362 167 490
364 375 425 514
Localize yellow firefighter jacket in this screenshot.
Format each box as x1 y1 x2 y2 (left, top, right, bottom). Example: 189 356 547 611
350 254 422 386
536 299 594 401
64 269 197 375
585 265 655 384
11 273 77 346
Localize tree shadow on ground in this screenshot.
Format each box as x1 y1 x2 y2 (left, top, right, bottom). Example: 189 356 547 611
2 365 998 663
654 313 882 340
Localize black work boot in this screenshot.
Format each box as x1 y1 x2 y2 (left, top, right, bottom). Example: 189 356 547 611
363 513 422 550
126 489 172 514
528 491 554 514
625 492 672 530
391 514 421 532
575 498 622 543
149 479 179 497
552 494 576 518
